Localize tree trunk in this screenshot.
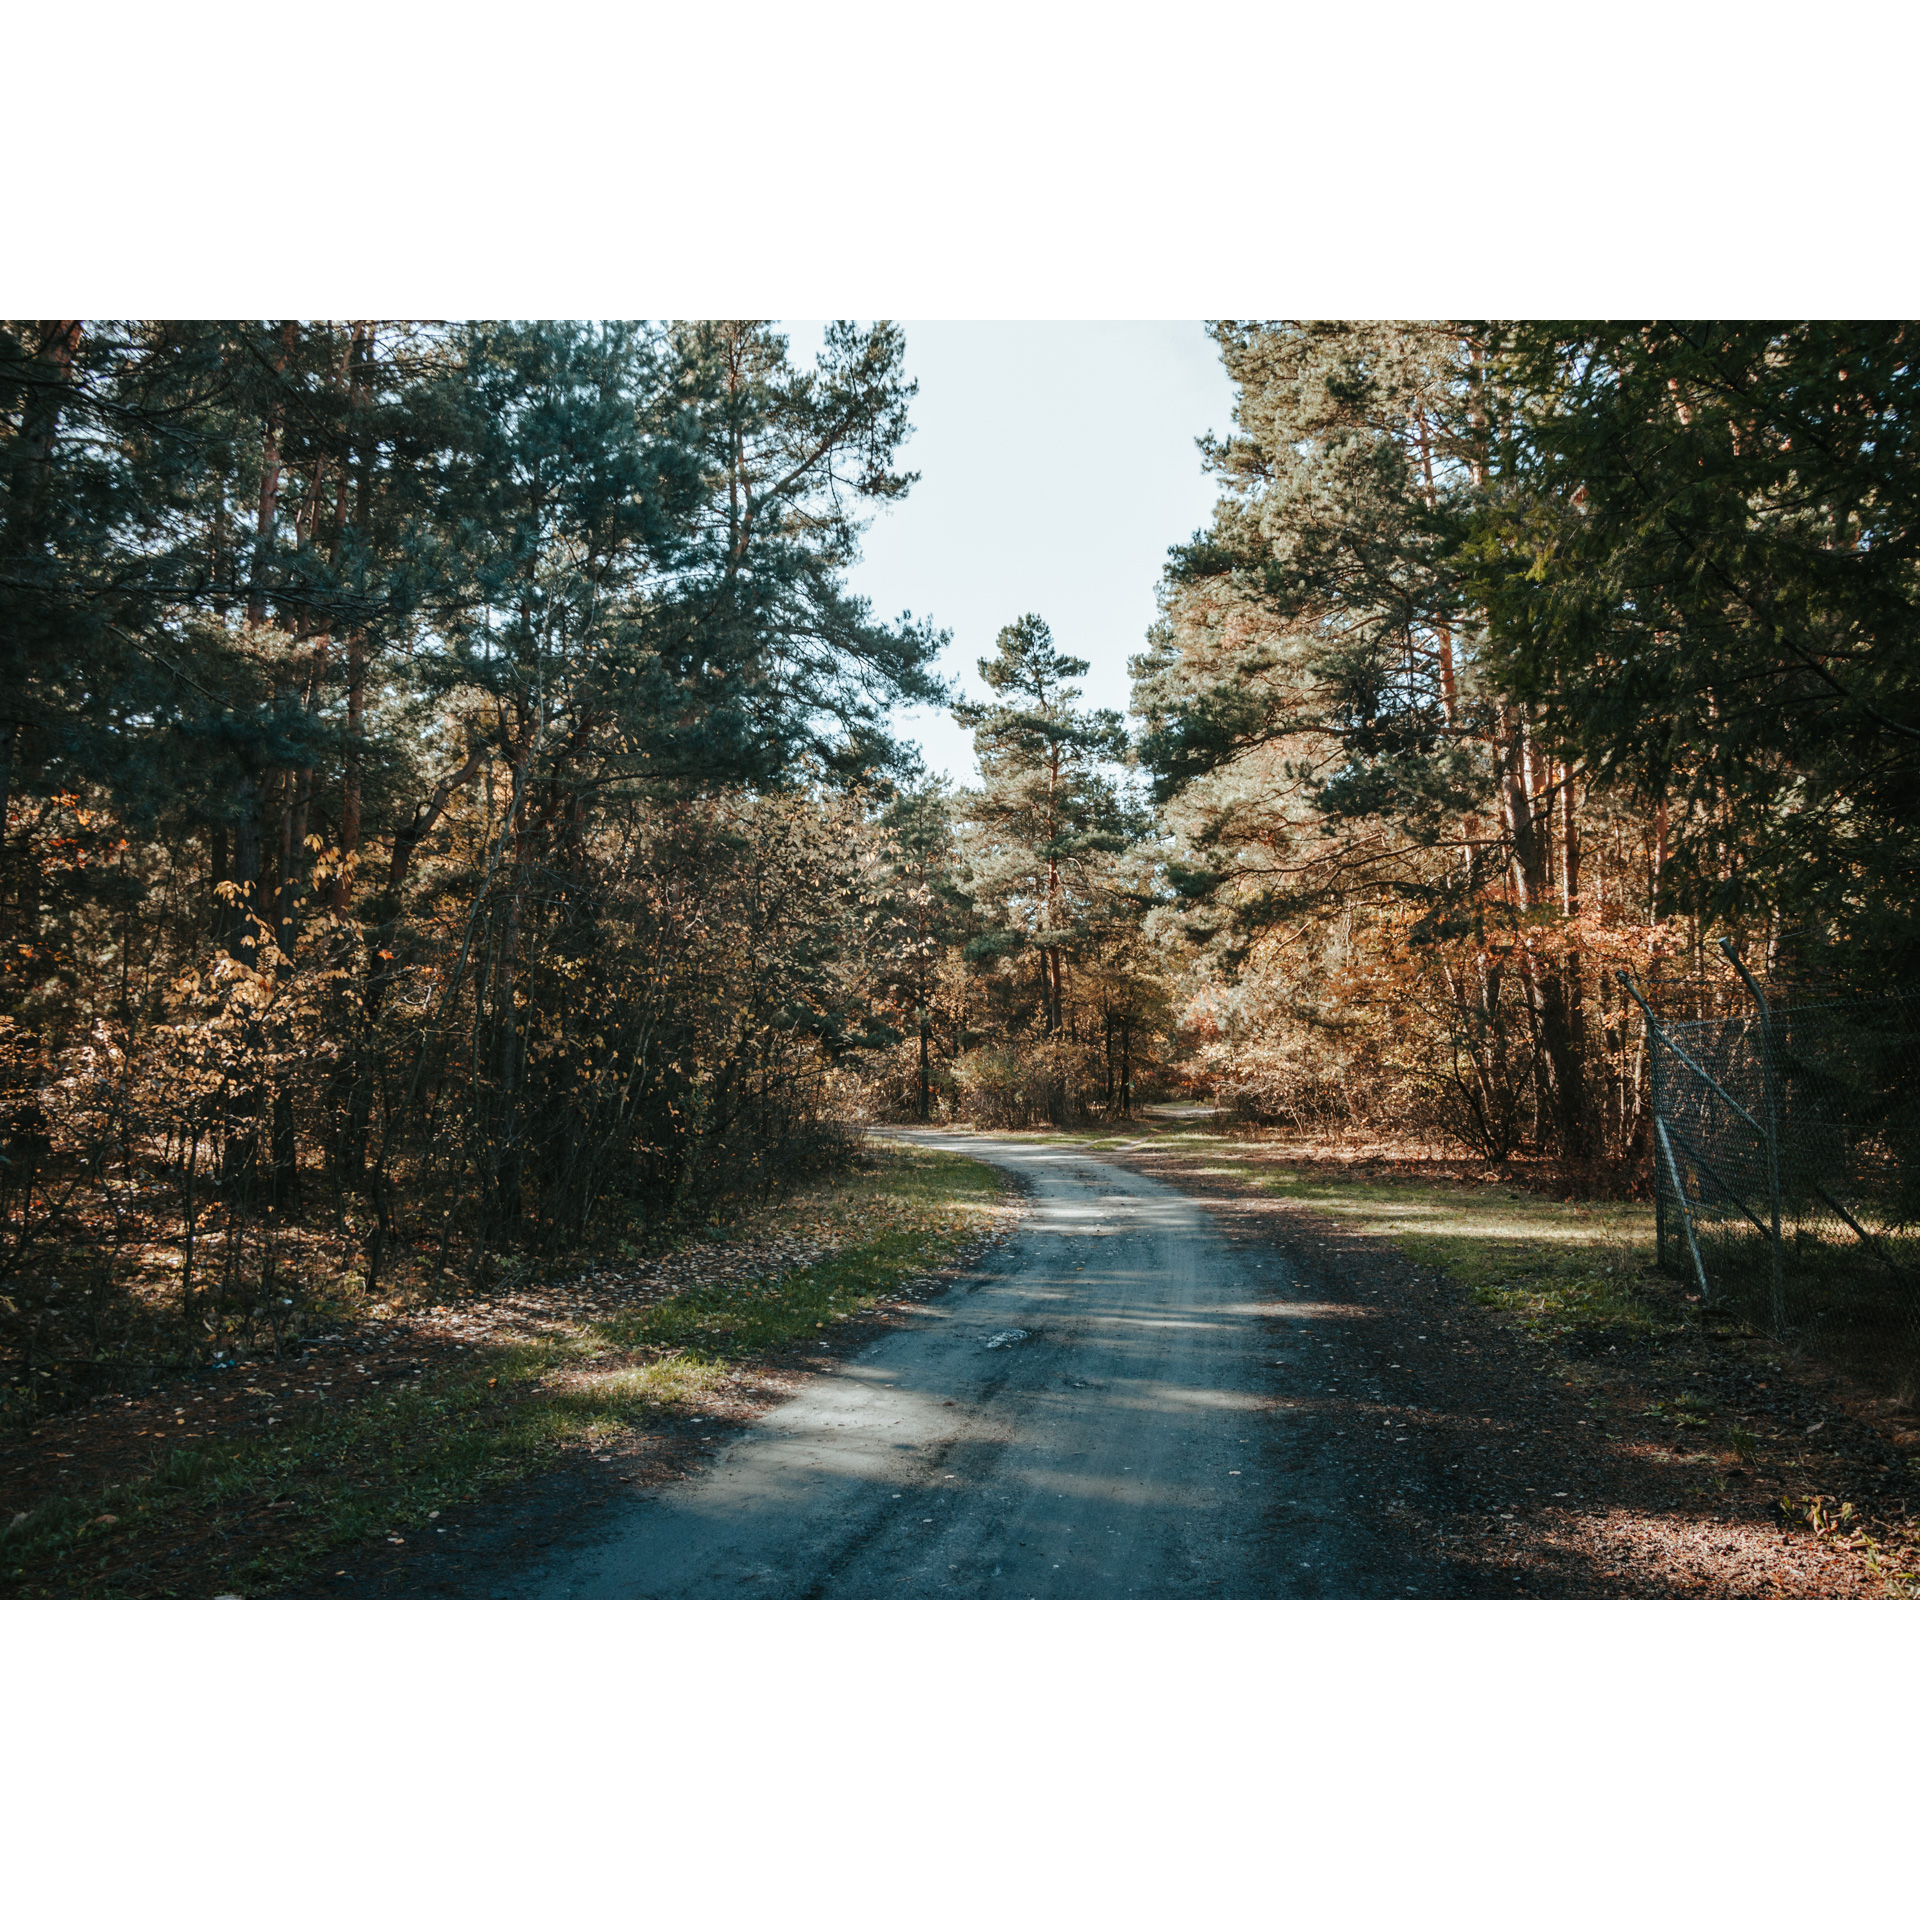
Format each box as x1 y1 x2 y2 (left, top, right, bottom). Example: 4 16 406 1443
489 732 534 1225
0 323 83 918
277 767 309 963
1501 708 1586 1155
245 389 284 633
335 629 366 911
362 736 488 1017
222 768 264 961
1559 761 1588 1153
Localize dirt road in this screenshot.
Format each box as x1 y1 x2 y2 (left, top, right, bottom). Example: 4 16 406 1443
510 1130 1452 1599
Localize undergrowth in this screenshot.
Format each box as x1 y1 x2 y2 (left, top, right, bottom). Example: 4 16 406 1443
2 1140 1007 1598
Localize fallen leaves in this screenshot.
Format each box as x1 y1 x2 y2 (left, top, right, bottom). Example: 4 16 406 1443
3 1142 1021 1598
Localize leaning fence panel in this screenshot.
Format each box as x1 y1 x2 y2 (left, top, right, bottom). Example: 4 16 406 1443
1642 977 1920 1394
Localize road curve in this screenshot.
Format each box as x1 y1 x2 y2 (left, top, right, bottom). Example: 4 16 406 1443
513 1130 1426 1599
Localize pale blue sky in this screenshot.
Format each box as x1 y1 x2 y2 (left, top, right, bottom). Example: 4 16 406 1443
786 321 1237 786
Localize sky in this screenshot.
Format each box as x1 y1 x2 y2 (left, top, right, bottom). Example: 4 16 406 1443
784 321 1238 786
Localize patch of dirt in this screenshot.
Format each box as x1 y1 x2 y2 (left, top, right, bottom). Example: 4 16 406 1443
1127 1145 1920 1599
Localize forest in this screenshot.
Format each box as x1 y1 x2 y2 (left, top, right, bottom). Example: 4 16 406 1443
4 319 1916 1422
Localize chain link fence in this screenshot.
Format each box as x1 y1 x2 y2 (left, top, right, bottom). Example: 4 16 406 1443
1633 947 1920 1396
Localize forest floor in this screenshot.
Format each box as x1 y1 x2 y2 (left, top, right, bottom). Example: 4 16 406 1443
1035 1120 1920 1597
14 1116 1917 1601
0 1141 1019 1598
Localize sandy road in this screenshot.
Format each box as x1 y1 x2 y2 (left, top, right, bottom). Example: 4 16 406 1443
515 1131 1435 1599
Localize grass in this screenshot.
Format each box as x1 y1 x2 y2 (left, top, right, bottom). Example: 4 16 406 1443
1 1140 1009 1598
1006 1123 1678 1342
1248 1165 1669 1336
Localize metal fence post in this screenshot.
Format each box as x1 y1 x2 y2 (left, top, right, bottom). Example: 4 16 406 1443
1720 939 1786 1336
1650 1009 1667 1271
1655 1117 1712 1302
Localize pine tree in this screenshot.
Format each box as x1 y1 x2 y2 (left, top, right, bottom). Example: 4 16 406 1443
955 614 1135 1121
1136 323 1596 1156
1485 321 1920 988
874 782 975 1120
655 320 947 786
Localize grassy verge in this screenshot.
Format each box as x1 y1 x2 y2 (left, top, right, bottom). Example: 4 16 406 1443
2 1140 1008 1599
1013 1124 1676 1341
1226 1164 1668 1338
